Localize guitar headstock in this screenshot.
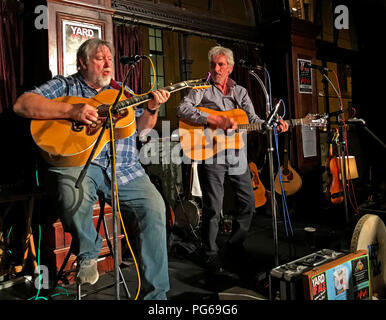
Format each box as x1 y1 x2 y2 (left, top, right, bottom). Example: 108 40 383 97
185 78 211 91
302 113 328 128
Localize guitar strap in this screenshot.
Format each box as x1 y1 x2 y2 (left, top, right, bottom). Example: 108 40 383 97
109 79 132 98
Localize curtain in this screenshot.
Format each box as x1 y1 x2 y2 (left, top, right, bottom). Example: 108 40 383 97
0 0 23 113
231 44 266 117
113 23 143 94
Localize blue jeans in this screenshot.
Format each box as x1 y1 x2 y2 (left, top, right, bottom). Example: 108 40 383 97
46 164 169 300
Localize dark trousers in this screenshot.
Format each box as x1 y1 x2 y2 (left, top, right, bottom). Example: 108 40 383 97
197 161 255 256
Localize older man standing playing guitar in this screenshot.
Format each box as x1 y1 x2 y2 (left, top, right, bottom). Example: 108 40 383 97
177 45 288 274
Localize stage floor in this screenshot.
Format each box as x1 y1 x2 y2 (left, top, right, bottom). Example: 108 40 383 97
2 200 382 301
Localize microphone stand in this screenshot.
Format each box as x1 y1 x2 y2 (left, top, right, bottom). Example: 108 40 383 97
362 125 386 150
247 68 280 267
337 121 350 224
75 63 136 300
318 69 350 223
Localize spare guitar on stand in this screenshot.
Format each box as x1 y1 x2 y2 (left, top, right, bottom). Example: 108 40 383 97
249 162 267 208
274 133 302 196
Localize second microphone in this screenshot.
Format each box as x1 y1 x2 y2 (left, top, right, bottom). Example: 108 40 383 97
120 55 147 64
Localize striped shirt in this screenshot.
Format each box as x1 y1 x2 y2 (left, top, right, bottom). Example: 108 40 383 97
29 72 145 185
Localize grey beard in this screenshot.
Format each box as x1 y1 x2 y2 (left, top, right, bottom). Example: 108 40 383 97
95 76 111 88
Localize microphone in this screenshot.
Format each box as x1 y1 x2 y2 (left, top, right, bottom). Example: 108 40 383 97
264 100 282 128
238 59 264 71
304 62 330 72
327 110 344 118
120 55 146 64
347 117 366 125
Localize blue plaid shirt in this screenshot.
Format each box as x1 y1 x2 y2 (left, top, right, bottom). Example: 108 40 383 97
29 72 146 185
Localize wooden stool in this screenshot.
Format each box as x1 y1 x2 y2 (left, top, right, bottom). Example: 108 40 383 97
52 193 130 300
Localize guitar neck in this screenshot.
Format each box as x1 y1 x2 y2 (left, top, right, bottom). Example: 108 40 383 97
116 81 195 111
237 119 303 132
237 122 264 132
283 133 289 171
287 118 306 127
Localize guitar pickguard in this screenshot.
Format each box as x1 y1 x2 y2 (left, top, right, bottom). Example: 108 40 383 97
84 109 129 136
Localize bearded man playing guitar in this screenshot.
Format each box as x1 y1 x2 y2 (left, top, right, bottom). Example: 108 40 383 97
13 38 171 300
177 46 288 274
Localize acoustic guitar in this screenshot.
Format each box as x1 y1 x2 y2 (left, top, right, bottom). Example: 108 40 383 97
274 133 302 196
30 79 210 167
249 162 267 208
179 107 327 161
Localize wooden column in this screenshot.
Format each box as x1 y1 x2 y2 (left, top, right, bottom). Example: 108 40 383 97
289 18 321 175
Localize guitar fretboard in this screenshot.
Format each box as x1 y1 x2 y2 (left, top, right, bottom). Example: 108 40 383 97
96 79 208 116
237 119 303 132
117 81 208 111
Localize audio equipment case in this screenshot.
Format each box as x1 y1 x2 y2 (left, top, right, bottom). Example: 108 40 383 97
269 249 371 300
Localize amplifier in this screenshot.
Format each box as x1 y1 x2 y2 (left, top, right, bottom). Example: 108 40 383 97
269 249 371 300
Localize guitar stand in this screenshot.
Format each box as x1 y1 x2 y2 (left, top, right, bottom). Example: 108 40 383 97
50 192 131 300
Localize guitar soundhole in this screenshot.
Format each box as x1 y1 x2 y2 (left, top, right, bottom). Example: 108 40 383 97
282 169 294 181
72 121 84 132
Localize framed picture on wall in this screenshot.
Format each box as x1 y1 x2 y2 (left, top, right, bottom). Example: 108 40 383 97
62 20 102 76
57 13 105 76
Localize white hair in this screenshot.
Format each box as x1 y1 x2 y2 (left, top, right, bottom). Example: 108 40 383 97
208 46 234 66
